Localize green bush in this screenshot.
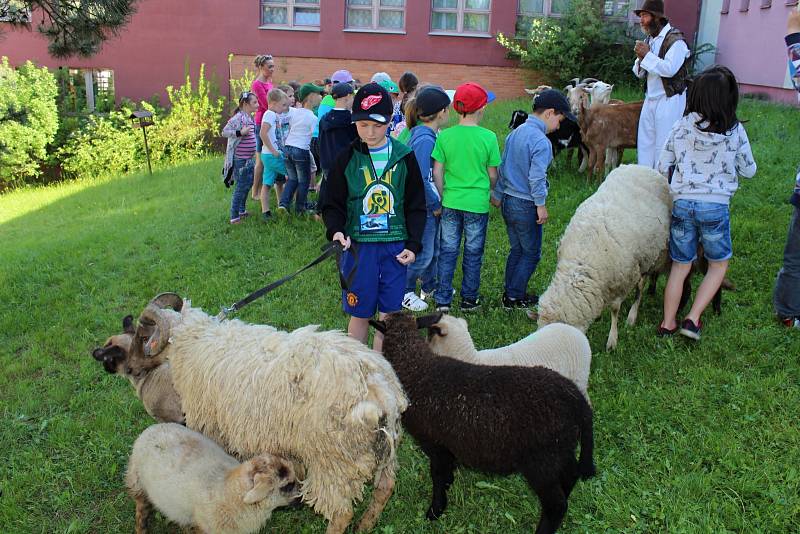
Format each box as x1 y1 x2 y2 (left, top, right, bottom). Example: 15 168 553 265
498 0 636 87
0 57 59 189
58 65 224 180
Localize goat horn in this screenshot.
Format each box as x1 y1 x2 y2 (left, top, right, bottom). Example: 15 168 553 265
138 303 172 358
149 293 183 312
580 77 598 84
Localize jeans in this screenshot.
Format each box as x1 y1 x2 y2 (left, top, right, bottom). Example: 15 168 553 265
435 207 489 304
230 157 254 220
280 145 312 214
774 205 800 319
406 212 440 294
501 195 543 299
669 199 732 263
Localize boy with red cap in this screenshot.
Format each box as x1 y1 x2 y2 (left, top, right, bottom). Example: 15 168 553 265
321 82 427 352
432 82 501 312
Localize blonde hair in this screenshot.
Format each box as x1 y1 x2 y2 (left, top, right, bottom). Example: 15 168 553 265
267 88 288 104
254 54 273 67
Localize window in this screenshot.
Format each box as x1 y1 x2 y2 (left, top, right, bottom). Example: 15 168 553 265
739 0 750 10
431 0 492 35
56 68 115 113
760 0 771 6
346 0 405 32
260 0 320 29
721 0 730 12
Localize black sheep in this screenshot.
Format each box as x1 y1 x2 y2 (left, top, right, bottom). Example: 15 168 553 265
370 312 596 534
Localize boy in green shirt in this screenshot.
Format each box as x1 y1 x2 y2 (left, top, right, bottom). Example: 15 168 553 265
432 82 501 311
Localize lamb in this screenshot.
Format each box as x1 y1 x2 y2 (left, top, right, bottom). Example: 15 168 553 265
370 312 596 534
579 100 644 178
126 423 297 534
91 315 184 424
424 315 591 401
95 293 408 534
537 164 671 350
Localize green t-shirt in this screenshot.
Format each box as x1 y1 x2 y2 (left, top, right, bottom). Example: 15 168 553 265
396 127 412 145
320 94 335 108
431 125 501 214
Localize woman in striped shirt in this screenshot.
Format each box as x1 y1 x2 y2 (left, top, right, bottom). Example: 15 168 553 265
222 91 259 224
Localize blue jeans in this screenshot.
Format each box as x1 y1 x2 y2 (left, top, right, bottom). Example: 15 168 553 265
501 195 543 299
230 157 254 220
406 212 440 294
435 207 489 304
670 199 732 263
280 145 312 214
774 205 800 319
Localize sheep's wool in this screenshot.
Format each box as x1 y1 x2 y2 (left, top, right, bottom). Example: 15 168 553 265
538 164 671 332
428 316 591 400
163 305 408 520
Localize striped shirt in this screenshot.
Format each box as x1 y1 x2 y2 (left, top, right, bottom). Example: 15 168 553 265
369 141 392 178
234 113 257 159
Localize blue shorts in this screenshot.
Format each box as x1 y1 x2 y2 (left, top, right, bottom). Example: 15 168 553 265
670 199 732 264
260 152 287 186
341 241 407 318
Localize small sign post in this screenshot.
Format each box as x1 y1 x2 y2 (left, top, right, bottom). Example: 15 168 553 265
129 110 154 175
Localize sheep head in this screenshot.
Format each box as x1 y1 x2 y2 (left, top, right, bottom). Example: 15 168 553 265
369 311 443 336
126 293 183 376
91 315 136 375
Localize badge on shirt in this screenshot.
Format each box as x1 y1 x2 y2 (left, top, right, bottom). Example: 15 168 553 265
360 213 389 233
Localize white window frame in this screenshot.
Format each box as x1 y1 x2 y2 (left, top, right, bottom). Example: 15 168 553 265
259 0 320 31
430 0 492 37
344 0 406 34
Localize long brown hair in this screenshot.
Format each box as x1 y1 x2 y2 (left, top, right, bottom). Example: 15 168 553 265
404 96 440 130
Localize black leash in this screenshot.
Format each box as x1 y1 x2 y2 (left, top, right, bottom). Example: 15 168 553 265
217 241 358 320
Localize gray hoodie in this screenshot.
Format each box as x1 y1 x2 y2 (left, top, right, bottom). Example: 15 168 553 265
658 112 757 205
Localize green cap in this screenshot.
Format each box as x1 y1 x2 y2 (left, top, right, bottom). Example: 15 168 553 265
297 82 325 103
378 79 400 94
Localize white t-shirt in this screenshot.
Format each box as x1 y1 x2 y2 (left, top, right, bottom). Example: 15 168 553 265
261 110 280 154
284 107 317 151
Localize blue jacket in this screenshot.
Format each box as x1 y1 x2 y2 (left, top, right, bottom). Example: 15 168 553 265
494 115 552 206
408 125 442 213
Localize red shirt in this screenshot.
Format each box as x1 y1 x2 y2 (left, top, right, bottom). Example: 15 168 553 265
252 78 273 125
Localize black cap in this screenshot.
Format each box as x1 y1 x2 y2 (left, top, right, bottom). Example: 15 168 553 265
351 82 393 124
331 82 354 99
532 89 577 122
415 86 451 117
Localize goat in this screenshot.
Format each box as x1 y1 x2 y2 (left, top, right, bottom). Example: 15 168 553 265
579 100 644 179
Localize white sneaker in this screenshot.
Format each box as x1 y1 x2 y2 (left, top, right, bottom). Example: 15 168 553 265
402 292 429 312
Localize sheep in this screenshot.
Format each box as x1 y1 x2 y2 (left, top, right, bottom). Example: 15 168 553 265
579 100 643 178
91 315 184 424
126 423 297 534
370 312 596 534
537 164 671 351
424 315 591 401
96 293 408 534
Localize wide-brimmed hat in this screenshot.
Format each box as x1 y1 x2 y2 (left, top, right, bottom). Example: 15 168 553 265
634 0 664 18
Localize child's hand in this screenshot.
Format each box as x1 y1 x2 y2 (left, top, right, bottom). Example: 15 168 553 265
396 249 416 265
270 148 280 157
536 205 549 225
241 126 252 136
332 232 351 250
433 209 442 217
789 10 800 34
490 197 501 208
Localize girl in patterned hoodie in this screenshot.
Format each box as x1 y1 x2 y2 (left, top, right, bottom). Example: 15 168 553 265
656 65 757 341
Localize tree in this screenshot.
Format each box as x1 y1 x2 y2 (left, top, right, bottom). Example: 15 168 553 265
0 0 139 57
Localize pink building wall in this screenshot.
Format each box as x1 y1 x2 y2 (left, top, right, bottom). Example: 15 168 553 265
0 0 519 104
716 2 797 103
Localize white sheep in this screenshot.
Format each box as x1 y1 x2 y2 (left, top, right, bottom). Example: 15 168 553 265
126 423 297 534
537 164 671 350
111 294 408 534
425 315 591 401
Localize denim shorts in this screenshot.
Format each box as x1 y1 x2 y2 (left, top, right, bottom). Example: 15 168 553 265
670 199 732 263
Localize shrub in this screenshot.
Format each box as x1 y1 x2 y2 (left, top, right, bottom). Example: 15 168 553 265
498 0 636 87
0 57 59 189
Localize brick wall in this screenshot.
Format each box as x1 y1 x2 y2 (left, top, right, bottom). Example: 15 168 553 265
231 55 540 100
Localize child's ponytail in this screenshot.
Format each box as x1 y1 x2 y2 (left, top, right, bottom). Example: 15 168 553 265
404 97 420 130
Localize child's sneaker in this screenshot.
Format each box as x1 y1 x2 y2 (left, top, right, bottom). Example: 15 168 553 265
679 318 702 340
434 302 450 313
402 292 429 312
780 316 800 329
239 211 251 219
461 297 481 312
229 217 241 225
502 292 538 310
261 211 272 222
656 323 679 337
277 205 288 215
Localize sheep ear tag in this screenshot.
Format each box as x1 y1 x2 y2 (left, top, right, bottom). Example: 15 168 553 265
369 319 387 334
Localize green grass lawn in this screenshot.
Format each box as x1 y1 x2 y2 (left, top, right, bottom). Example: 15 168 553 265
1 95 799 533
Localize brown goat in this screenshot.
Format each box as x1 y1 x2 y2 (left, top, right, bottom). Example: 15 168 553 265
579 100 643 179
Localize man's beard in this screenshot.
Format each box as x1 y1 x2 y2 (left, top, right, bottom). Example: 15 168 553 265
642 18 663 37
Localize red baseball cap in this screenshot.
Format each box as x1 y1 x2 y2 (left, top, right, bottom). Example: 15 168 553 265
452 82 496 114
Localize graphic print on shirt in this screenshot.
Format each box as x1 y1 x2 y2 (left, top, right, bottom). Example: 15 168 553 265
359 163 396 234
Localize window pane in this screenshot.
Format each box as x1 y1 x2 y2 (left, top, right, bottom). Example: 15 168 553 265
466 0 491 9
463 13 489 31
262 6 288 24
347 0 372 5
297 0 319 4
519 0 544 13
551 0 571 13
347 8 372 27
294 7 320 25
379 9 404 28
380 0 405 5
431 10 457 29
433 0 458 8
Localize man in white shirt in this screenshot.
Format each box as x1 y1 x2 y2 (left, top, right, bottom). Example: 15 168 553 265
632 0 690 168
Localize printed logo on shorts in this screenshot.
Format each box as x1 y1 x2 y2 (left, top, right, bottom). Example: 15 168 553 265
346 292 359 307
